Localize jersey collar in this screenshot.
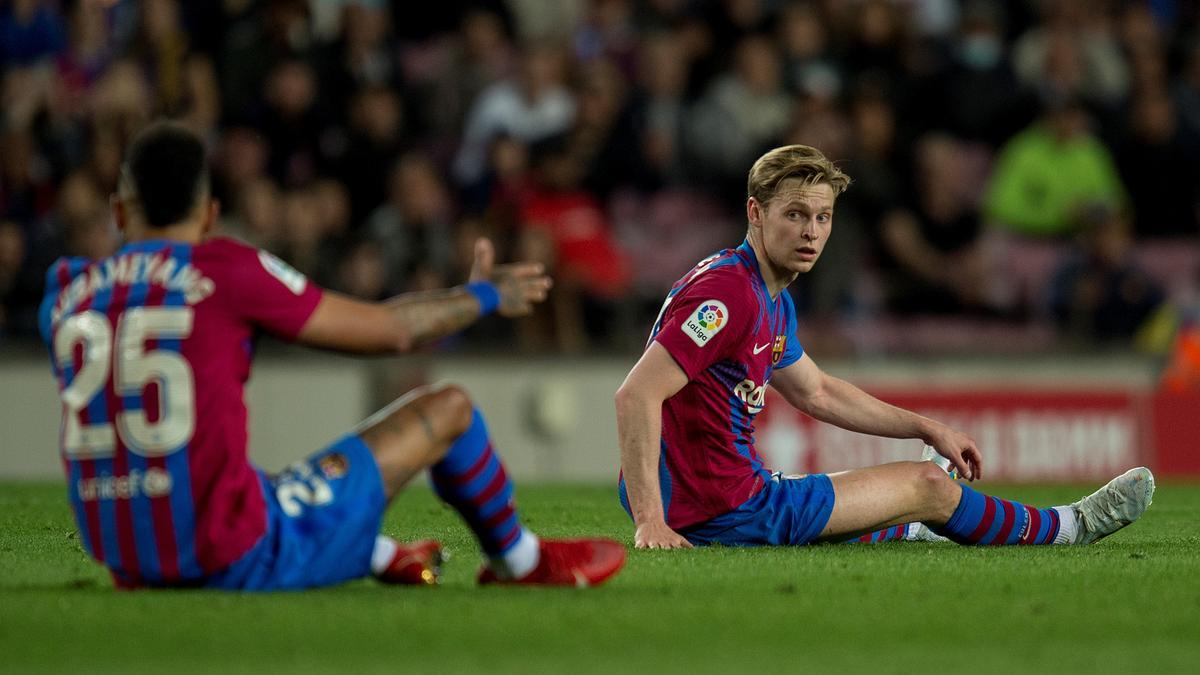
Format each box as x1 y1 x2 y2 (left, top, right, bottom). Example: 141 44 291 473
735 238 778 306
116 239 182 255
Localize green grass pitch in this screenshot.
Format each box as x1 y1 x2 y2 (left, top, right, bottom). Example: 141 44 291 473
2 482 1199 673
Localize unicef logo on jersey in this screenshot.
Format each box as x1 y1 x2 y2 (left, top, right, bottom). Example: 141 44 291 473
735 378 767 414
683 299 729 347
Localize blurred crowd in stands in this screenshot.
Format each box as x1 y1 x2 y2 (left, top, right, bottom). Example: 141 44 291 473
1 0 1199 355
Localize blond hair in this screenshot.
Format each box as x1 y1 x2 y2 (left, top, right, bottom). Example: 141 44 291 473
746 144 851 207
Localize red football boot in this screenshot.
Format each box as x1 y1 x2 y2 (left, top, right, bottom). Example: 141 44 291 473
478 538 626 587
375 539 444 586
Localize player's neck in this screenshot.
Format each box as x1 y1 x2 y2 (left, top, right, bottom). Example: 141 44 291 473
123 221 206 245
746 236 796 299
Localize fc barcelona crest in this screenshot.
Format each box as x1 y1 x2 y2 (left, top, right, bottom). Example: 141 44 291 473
771 335 786 365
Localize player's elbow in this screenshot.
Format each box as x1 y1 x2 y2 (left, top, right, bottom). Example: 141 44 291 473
614 383 641 415
614 382 663 420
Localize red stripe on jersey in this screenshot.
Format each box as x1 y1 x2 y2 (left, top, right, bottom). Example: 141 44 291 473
79 459 104 562
992 499 1017 545
140 264 184 580
106 281 141 582
110 446 140 580
967 496 997 542
149 456 180 580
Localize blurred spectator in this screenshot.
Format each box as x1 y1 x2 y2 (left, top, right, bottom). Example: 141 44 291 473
335 238 389 300
921 1 1038 147
132 0 189 115
778 1 840 99
0 0 66 68
506 0 587 42
629 30 690 189
318 1 398 109
1012 1 1129 109
453 43 575 188
221 177 282 250
567 58 640 201
0 220 30 336
423 9 517 145
54 170 117 260
257 59 329 187
516 135 630 351
1114 86 1200 238
1176 41 1200 137
366 154 457 294
212 126 269 211
478 134 533 234
337 86 406 226
877 134 997 316
573 0 638 69
839 0 908 81
89 58 152 139
55 1 115 119
179 55 222 140
984 95 1127 237
1049 205 1165 343
0 130 54 225
687 35 791 191
275 189 335 281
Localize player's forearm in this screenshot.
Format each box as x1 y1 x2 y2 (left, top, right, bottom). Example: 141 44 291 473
614 387 668 525
800 374 934 441
385 288 484 349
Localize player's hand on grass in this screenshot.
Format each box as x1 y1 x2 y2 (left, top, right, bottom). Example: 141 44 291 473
923 423 983 481
469 237 553 317
634 521 694 549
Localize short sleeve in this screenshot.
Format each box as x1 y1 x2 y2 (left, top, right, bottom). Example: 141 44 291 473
212 239 323 339
775 292 805 370
652 272 752 380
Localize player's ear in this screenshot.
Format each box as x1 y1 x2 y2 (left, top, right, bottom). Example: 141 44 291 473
111 194 127 236
202 199 220 238
746 197 763 229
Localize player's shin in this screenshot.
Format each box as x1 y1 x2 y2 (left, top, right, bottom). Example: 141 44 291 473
932 483 1077 545
429 409 540 578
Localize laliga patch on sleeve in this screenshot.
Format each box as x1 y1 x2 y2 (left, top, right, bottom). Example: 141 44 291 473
682 299 728 347
258 250 308 295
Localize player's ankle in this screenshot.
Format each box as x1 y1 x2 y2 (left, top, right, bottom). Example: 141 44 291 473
369 535 399 576
487 529 540 580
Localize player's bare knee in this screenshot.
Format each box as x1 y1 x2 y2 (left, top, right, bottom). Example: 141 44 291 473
424 383 475 440
912 461 961 519
911 461 955 508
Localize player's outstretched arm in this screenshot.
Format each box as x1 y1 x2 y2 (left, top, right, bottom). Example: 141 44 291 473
297 238 551 354
615 342 694 549
771 354 983 481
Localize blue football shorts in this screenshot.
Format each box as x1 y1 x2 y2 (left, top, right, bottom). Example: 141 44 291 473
206 434 386 591
681 472 836 547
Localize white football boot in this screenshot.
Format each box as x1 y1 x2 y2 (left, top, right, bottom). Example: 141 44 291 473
1068 467 1156 544
903 522 949 543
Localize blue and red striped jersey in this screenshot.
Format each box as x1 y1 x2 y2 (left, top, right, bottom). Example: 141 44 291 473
621 240 805 530
39 237 322 586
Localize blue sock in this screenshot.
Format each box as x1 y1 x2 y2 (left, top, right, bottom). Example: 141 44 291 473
430 410 523 555
934 483 1063 545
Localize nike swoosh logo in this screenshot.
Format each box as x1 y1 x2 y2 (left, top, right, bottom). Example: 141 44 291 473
753 343 770 354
